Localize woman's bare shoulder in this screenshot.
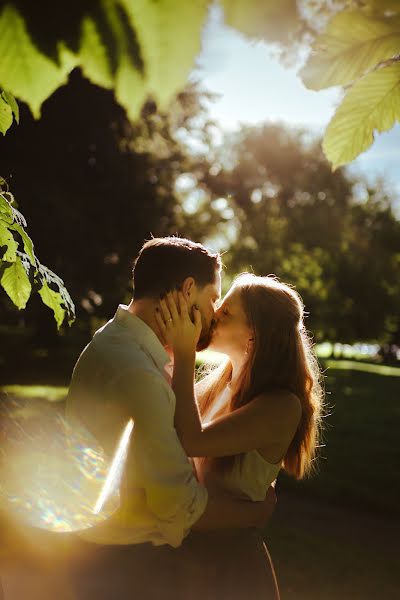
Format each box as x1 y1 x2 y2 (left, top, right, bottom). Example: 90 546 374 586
252 390 302 424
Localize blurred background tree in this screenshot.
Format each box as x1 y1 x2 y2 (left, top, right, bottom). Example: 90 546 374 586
1 0 399 377
195 124 400 344
1 75 399 380
0 70 218 351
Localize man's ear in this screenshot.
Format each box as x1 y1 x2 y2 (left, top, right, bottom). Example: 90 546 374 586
181 277 196 300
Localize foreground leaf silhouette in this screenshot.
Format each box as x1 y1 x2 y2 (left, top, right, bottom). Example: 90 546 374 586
301 10 400 90
0 186 75 326
323 62 400 169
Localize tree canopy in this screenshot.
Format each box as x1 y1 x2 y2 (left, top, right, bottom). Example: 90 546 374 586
0 71 212 329
1 0 399 331
196 124 400 343
1 0 399 165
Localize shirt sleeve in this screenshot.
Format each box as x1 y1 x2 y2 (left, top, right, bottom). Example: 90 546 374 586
114 368 208 547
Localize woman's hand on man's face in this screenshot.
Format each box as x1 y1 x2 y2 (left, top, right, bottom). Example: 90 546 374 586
155 291 202 356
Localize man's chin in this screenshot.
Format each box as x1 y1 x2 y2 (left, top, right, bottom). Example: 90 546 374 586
196 334 212 352
196 327 215 352
196 319 217 352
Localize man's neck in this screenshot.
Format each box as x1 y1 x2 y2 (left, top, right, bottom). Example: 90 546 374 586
127 299 172 357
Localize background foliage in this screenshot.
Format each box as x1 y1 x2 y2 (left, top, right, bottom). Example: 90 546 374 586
0 0 399 370
0 177 74 326
1 5 399 598
1 0 399 162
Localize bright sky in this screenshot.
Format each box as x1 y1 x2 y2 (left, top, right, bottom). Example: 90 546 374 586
192 6 400 197
194 7 340 130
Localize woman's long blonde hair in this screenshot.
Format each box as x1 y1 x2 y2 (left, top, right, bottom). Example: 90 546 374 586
196 273 324 480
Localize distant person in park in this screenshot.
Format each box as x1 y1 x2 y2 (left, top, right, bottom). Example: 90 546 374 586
64 237 279 600
155 271 324 598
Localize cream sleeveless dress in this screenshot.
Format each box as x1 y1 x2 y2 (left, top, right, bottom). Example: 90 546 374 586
188 386 281 599
194 387 282 501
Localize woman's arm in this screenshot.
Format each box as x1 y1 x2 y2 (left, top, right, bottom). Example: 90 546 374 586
173 350 301 458
157 292 301 459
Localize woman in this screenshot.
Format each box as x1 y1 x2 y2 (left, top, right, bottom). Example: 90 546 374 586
156 273 324 599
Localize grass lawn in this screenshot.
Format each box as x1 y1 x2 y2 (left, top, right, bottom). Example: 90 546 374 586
277 367 400 515
1 365 399 599
266 492 399 600
1 385 69 402
266 366 400 599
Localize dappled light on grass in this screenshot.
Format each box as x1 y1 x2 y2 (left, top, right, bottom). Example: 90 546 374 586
325 360 400 377
0 397 133 533
2 385 68 402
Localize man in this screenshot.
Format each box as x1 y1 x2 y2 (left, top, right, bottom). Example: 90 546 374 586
65 237 275 597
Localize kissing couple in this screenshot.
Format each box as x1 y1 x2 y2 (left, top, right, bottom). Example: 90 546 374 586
65 236 324 599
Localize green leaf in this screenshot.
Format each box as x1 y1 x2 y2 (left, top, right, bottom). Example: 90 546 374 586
0 222 18 262
221 0 298 44
1 90 19 123
121 0 209 110
115 55 147 122
0 94 13 134
37 264 75 326
0 5 75 118
95 0 146 122
0 2 209 124
365 0 400 14
323 62 400 169
79 15 113 89
301 10 400 90
9 222 36 266
0 179 75 326
0 192 14 224
38 280 66 329
1 255 32 309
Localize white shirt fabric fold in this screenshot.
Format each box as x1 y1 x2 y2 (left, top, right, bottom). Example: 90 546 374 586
66 305 208 547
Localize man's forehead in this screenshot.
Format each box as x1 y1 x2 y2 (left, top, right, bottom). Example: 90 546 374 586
213 270 222 298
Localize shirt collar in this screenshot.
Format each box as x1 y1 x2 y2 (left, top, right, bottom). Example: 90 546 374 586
114 304 170 374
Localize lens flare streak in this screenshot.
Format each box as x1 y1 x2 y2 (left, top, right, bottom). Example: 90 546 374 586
94 419 134 514
0 397 128 532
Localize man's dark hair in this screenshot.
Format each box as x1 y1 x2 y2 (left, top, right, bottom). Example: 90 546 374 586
133 237 221 299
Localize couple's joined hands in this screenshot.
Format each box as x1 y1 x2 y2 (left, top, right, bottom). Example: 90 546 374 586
155 291 201 356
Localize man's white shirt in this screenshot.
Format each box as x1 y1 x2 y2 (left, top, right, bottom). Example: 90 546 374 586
66 305 208 547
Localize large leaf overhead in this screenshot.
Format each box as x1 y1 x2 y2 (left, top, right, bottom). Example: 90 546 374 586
79 14 114 89
323 62 400 169
0 1 209 121
121 0 209 110
221 0 298 44
301 10 400 90
100 0 147 122
366 0 400 14
114 55 147 122
0 5 75 118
